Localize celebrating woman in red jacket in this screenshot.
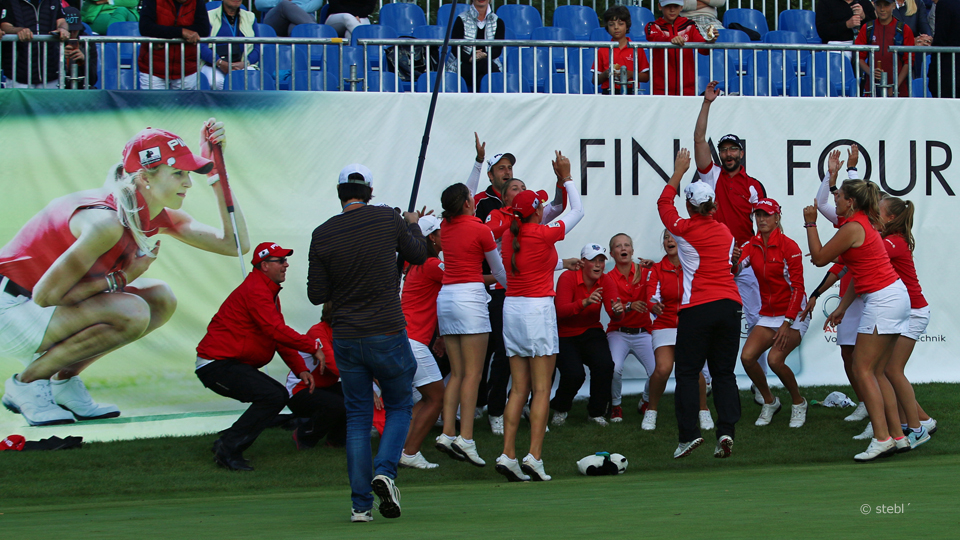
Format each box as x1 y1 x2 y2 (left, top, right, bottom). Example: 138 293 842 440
736 198 809 429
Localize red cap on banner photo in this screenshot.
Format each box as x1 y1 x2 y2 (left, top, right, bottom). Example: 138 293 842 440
1 435 26 451
122 128 214 174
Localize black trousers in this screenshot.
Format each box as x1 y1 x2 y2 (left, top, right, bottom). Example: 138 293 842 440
197 360 289 453
674 300 742 443
484 288 511 417
287 382 347 447
551 328 614 418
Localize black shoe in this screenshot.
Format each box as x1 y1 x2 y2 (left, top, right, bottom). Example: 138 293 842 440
212 439 253 471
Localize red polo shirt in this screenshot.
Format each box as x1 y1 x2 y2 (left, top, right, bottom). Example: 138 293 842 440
884 233 926 308
601 263 652 332
401 257 445 345
697 162 766 247
594 37 651 92
441 214 498 285
646 256 682 330
501 221 565 298
555 269 604 337
287 321 340 396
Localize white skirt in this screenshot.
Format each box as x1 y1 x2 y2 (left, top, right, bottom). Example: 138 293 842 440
409 339 443 388
836 295 864 347
0 283 54 364
757 314 811 338
502 296 559 357
858 280 910 336
903 305 931 341
651 328 677 350
437 282 491 336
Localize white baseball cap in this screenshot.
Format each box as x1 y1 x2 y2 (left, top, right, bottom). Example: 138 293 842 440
486 152 516 172
338 164 373 187
659 0 684 6
684 181 715 206
580 243 608 261
419 214 441 236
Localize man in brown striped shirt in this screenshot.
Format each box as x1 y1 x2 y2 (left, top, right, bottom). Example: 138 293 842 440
307 164 426 522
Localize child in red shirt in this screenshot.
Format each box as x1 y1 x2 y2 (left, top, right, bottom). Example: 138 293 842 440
855 0 916 97
593 5 650 94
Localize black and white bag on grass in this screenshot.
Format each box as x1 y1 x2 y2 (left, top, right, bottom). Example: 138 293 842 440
577 452 628 476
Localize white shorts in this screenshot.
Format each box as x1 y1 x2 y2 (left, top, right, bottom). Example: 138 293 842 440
502 296 559 357
437 282 491 336
858 280 910 336
651 328 677 350
736 266 761 328
836 295 864 347
757 314 811 338
903 305 931 341
409 339 442 388
0 280 54 364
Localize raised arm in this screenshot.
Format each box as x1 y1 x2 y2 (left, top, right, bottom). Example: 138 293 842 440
553 151 584 233
693 81 721 171
466 132 485 196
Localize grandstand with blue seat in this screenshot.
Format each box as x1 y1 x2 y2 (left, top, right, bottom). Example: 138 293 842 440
106 21 139 67
531 26 575 71
496 4 541 40
627 6 656 34
366 71 399 92
258 23 294 89
778 9 820 44
379 3 427 36
552 5 600 41
786 51 857 97
319 2 329 23
223 69 277 90
590 27 612 42
722 8 768 40
291 23 339 72
415 71 468 92
761 30 811 95
704 29 751 94
911 78 931 97
350 24 398 72
413 25 454 69
292 69 341 90
437 3 469 26
480 71 532 93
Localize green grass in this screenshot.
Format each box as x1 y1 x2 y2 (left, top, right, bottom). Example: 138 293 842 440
1 383 956 538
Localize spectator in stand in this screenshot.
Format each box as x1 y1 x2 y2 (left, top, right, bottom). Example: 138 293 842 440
200 0 260 90
259 0 317 37
63 7 99 89
287 305 348 450
195 242 323 471
447 0 505 92
929 0 960 97
895 0 933 39
856 0 917 96
0 0 69 88
551 244 615 428
325 0 375 43
681 0 725 37
138 0 211 89
645 0 714 96
593 5 650 95
81 0 139 36
816 0 876 63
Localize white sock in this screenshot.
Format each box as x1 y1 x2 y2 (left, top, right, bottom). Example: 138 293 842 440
461 438 474 445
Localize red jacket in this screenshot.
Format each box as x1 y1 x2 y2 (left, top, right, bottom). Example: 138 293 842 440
645 16 708 96
658 184 741 309
601 264 653 332
738 228 805 319
555 269 605 337
287 321 339 396
646 256 682 330
196 269 315 374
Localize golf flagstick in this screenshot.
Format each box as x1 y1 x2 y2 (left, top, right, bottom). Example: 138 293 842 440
211 142 246 278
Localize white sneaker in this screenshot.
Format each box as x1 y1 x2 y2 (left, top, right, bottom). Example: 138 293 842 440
755 397 781 426
750 384 765 406
844 401 868 422
474 407 484 420
893 437 912 454
350 509 373 522
520 454 551 481
920 417 937 435
853 437 896 462
641 409 657 431
699 410 715 430
435 434 464 461
371 475 401 518
789 399 808 428
495 454 530 482
452 436 485 467
489 415 504 436
2 375 75 426
588 415 609 427
50 376 120 420
551 411 568 426
673 437 704 459
713 435 733 458
853 422 874 440
399 451 439 469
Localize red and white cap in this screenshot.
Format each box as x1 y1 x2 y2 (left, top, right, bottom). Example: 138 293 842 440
512 189 549 219
122 127 214 174
753 198 781 215
251 242 293 266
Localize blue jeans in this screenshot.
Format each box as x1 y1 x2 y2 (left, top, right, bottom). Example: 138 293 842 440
334 331 416 511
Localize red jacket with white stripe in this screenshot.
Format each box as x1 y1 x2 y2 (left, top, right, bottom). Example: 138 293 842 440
657 184 741 309
737 228 805 319
645 256 682 330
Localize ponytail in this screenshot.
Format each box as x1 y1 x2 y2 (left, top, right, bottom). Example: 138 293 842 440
441 183 471 222
104 162 159 258
840 179 882 230
881 195 916 251
510 217 521 275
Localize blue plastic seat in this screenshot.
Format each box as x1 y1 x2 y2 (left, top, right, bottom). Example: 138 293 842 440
101 67 137 90
503 47 549 92
627 6 656 33
350 24 399 47
911 77 931 97
531 26 575 71
778 9 819 44
704 29 750 93
437 3 469 26
291 23 339 71
496 4 542 40
222 70 276 90
413 25 447 40
590 27 613 42
760 30 810 95
292 69 341 90
415 71 467 92
319 3 329 24
365 71 399 92
258 24 294 89
106 21 140 68
480 72 532 93
553 5 600 42
379 3 427 36
722 8 768 40
786 51 857 96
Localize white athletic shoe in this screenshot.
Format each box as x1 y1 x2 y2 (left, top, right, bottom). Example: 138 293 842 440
371 475 401 518
641 409 657 431
755 397 782 426
520 454 551 481
854 438 896 462
920 418 938 435
551 411 568 426
495 454 530 482
50 376 120 420
844 402 868 422
789 399 808 428
489 415 504 436
452 436 485 467
750 384 765 406
713 435 733 458
474 407 484 420
853 422 874 440
907 426 931 449
588 415 609 427
699 410 715 431
399 451 439 469
2 375 75 426
893 437 912 454
673 437 704 459
350 509 373 522
435 434 464 461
